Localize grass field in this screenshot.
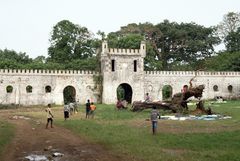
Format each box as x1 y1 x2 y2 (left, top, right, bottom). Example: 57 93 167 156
54 101 240 161
7 101 240 161
0 120 14 158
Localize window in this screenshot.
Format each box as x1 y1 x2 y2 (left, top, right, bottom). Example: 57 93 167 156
111 59 115 72
45 86 51 93
6 85 13 93
134 60 137 72
228 85 233 92
26 85 33 93
213 85 218 92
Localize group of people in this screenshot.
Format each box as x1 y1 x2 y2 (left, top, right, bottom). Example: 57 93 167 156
63 102 78 120
85 99 96 119
45 99 97 128
45 93 162 135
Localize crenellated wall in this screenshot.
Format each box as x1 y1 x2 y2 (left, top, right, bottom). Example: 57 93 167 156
108 48 141 55
145 71 240 101
0 69 98 75
0 41 240 105
0 69 99 105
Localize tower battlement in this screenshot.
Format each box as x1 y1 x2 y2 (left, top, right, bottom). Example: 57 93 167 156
101 40 146 57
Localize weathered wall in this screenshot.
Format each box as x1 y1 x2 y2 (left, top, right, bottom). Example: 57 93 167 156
1 42 240 105
145 71 240 101
0 69 99 105
101 41 146 104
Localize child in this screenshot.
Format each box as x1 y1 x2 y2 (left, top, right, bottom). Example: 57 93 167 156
90 102 96 118
45 104 54 129
150 106 160 135
86 99 91 118
64 103 70 121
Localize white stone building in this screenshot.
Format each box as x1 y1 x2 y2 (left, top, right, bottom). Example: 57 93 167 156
0 41 240 105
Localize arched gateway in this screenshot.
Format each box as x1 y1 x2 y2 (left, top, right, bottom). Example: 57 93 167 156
117 83 133 103
63 86 76 103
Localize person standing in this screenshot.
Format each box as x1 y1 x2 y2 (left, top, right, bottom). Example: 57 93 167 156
45 104 54 129
64 103 70 121
90 102 96 118
150 106 160 135
145 93 150 103
85 99 91 119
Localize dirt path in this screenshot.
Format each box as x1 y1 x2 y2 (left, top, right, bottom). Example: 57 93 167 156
1 112 132 161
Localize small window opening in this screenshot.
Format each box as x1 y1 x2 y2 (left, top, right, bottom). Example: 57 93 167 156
213 85 218 92
6 85 13 93
45 86 52 93
228 85 233 92
26 85 33 93
134 60 137 72
111 59 115 72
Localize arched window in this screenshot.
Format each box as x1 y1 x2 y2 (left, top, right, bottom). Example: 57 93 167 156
6 85 13 93
213 85 218 92
45 86 51 93
228 85 233 92
162 85 173 100
26 85 33 93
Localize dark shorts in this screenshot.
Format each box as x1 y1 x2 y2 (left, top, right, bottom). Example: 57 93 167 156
64 111 69 118
86 109 90 114
47 118 53 123
152 121 157 129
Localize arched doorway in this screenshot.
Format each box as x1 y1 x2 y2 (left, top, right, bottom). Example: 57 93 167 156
117 83 133 103
162 85 173 100
63 86 76 104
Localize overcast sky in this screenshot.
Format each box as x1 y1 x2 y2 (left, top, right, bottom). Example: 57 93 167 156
0 0 239 58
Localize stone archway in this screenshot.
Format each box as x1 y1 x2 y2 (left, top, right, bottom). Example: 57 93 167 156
117 83 133 103
63 86 76 104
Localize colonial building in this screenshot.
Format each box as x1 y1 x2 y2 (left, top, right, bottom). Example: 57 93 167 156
0 41 239 105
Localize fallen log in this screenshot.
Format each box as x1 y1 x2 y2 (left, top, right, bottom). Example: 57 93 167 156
131 101 172 112
131 75 209 114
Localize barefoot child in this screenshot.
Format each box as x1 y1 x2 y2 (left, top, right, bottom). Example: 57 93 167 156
45 104 54 128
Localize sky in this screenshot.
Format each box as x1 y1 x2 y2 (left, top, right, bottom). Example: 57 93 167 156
0 0 240 58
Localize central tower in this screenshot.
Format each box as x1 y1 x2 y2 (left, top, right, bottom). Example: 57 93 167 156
101 41 146 104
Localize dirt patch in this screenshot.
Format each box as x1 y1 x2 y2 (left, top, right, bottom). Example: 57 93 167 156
0 112 136 161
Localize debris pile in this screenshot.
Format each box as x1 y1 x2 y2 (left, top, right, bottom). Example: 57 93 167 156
160 114 232 121
11 115 30 120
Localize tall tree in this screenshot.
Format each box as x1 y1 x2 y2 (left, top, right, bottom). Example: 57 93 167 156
224 27 240 52
108 21 220 70
155 20 220 70
48 20 95 63
217 12 240 40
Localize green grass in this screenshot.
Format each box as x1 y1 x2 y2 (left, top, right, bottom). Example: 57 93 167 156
53 101 240 161
0 121 14 158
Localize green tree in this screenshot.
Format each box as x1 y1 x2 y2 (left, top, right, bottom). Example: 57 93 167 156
204 51 240 71
107 21 220 70
0 49 32 69
224 27 240 52
48 20 95 63
155 20 220 70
